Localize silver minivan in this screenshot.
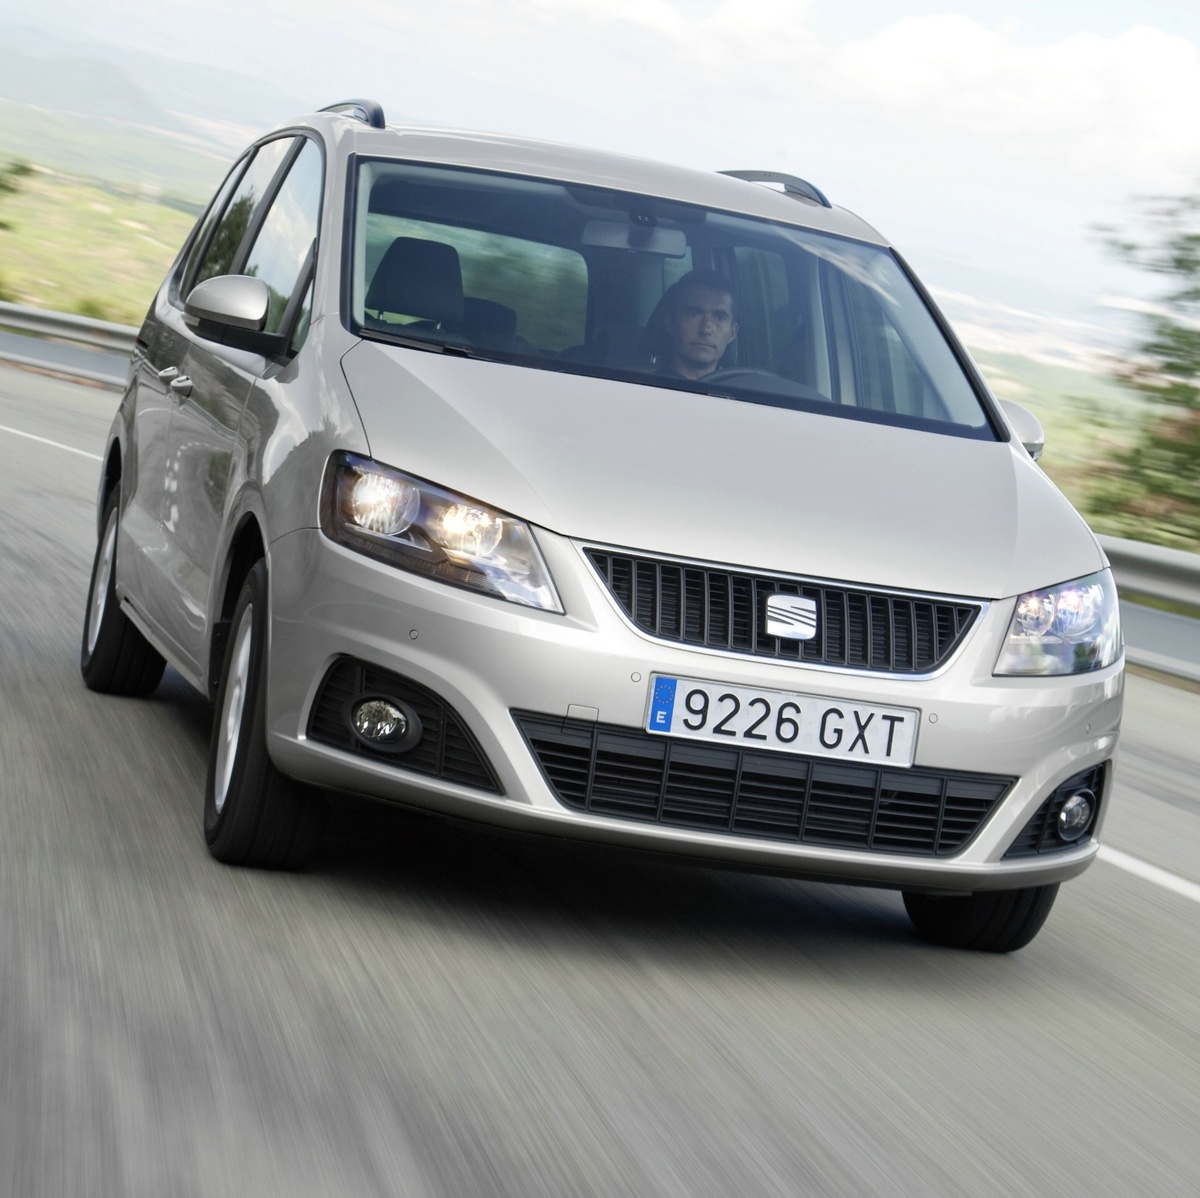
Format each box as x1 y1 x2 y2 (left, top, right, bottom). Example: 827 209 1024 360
82 99 1123 951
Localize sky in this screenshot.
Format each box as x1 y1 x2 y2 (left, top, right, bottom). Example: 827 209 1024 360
4 0 1200 359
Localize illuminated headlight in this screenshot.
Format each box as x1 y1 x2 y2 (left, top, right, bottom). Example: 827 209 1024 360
349 472 419 536
321 452 563 612
994 569 1121 676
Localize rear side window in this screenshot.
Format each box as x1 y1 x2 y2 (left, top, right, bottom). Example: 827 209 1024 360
191 137 296 289
178 158 249 300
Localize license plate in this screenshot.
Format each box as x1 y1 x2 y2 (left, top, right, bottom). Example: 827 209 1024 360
645 675 919 766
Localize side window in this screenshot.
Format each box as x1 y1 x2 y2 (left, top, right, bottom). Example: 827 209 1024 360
364 214 587 351
177 156 250 300
241 139 323 334
662 253 696 292
191 137 296 289
639 251 694 325
833 272 940 418
732 246 790 365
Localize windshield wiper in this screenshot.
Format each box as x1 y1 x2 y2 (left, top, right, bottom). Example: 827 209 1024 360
359 326 483 358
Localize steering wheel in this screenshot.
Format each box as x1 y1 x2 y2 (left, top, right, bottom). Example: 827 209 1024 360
700 367 833 406
702 367 771 385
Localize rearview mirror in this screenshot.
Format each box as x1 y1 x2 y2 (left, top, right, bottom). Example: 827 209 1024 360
582 219 687 258
999 400 1045 462
185 275 270 332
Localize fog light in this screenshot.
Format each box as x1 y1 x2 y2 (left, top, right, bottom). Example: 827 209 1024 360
346 694 423 754
352 698 407 743
1057 790 1095 842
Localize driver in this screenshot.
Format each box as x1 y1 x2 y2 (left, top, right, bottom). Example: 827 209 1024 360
659 270 739 380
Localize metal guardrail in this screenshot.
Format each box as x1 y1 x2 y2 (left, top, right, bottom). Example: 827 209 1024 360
0 301 138 354
3 302 1199 625
1099 536 1200 611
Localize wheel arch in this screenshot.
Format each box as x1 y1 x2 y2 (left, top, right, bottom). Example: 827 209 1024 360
97 440 122 537
208 513 267 700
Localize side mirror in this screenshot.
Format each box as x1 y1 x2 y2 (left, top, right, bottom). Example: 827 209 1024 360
999 400 1045 462
185 275 270 332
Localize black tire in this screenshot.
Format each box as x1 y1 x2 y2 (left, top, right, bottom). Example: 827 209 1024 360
902 884 1060 953
204 559 325 869
81 490 166 696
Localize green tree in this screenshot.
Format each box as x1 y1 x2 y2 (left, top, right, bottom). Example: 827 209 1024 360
0 160 33 301
1090 194 1200 552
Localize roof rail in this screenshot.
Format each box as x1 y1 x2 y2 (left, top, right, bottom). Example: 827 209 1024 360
718 170 831 209
319 99 387 129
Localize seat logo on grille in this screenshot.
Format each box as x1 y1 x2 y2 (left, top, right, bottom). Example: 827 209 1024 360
765 594 818 640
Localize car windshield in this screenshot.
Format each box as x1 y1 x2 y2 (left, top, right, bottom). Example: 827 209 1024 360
348 159 996 439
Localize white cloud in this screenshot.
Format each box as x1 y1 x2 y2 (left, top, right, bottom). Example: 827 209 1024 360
831 19 1200 177
316 4 1200 223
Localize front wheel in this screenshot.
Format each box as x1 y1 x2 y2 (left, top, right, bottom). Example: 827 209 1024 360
80 491 166 696
204 560 325 869
902 884 1059 952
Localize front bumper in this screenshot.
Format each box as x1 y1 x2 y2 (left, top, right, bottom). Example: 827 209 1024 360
265 525 1124 892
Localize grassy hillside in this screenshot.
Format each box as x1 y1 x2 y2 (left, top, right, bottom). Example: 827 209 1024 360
0 165 198 323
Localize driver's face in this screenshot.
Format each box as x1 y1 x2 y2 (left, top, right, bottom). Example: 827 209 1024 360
665 285 738 378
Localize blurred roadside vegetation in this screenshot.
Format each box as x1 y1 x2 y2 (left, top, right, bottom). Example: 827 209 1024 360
0 158 33 300
969 349 1146 509
1087 196 1200 553
0 163 199 323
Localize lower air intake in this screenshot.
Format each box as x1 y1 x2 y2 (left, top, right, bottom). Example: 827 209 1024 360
1003 764 1107 856
514 712 1013 856
309 658 501 793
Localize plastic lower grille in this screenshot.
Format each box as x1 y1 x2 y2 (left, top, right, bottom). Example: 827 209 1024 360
1004 764 1106 856
308 658 501 793
585 549 980 674
515 712 1012 856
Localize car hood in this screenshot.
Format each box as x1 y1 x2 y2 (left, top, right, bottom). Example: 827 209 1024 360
340 341 1103 599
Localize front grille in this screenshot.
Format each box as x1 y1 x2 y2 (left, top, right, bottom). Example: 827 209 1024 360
585 548 980 674
1004 764 1106 856
308 658 501 793
515 712 1013 856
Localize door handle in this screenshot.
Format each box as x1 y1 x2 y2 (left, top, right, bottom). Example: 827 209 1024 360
157 365 179 382
169 375 193 399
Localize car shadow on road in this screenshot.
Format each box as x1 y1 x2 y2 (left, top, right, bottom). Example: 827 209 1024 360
312 793 927 971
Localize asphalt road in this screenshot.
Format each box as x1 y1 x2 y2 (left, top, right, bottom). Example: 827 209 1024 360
2 363 1198 1198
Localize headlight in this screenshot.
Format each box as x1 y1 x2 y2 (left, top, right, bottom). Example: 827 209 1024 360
994 569 1121 676
321 452 563 612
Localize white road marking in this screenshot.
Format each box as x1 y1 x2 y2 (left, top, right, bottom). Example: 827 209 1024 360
1099 845 1200 904
0 422 102 462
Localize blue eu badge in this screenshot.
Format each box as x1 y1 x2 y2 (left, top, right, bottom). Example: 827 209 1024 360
649 676 677 730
